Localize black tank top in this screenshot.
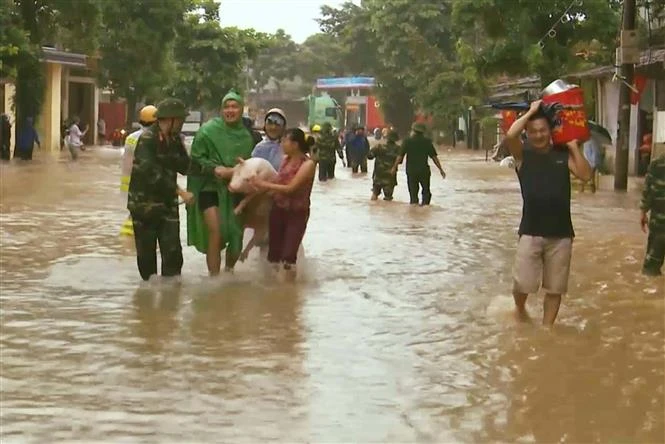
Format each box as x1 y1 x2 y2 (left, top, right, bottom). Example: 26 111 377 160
517 144 574 238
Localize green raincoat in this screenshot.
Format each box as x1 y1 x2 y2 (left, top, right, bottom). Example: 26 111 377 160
186 90 254 257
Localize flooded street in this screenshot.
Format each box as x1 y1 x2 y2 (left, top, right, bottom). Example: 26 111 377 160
1 147 663 443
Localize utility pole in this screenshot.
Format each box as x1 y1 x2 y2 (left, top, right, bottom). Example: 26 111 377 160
614 0 638 191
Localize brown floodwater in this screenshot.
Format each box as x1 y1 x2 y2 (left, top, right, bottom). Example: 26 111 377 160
0 146 663 443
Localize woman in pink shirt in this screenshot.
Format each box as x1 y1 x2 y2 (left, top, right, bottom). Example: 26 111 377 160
251 128 315 280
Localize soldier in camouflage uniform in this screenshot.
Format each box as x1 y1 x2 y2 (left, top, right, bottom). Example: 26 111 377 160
368 130 400 201
314 122 343 182
640 155 665 276
128 98 192 281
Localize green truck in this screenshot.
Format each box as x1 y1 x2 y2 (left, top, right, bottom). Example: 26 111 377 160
307 92 342 130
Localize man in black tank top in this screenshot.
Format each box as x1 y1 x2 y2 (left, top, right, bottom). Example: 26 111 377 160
504 100 592 326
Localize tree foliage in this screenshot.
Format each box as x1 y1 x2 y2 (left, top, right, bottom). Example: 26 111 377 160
451 0 622 84
297 33 346 86
8 0 100 127
317 1 417 134
0 0 31 80
250 29 299 94
98 0 190 123
167 2 264 110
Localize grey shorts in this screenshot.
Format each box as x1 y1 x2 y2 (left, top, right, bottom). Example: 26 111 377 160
67 143 81 160
513 235 573 295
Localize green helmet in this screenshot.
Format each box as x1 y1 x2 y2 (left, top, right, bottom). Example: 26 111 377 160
411 122 427 133
387 130 399 142
155 98 188 119
321 122 332 133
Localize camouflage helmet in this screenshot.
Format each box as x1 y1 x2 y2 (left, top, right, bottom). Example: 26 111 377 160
387 130 399 142
321 122 333 133
411 122 427 133
155 98 188 119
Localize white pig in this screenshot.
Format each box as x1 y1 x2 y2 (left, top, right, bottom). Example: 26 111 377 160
228 157 278 262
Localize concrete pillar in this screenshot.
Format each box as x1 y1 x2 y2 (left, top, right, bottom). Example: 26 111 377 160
654 110 665 160
40 63 62 152
93 85 99 144
628 104 638 175
4 83 16 156
61 67 69 123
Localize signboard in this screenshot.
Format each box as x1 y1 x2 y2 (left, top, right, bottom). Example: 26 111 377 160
316 77 376 89
345 96 367 105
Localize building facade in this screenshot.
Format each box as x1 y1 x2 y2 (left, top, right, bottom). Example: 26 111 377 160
1 47 100 157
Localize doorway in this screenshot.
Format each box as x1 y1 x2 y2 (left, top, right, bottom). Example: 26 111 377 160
68 81 94 145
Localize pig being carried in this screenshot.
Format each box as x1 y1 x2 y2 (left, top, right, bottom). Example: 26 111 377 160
228 157 278 262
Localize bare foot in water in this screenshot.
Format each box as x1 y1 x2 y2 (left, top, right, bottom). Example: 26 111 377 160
514 308 532 323
283 264 296 282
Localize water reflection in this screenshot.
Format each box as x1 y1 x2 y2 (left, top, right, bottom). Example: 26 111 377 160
131 283 182 354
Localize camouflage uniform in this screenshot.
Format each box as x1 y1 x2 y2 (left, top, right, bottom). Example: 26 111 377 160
128 99 190 281
315 123 343 181
368 131 400 200
641 155 665 276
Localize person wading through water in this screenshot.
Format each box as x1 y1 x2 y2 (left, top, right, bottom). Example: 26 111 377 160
252 108 287 171
640 154 665 276
392 123 446 206
187 90 255 275
504 99 592 326
127 98 192 281
368 129 400 201
314 122 343 182
250 128 316 282
1 114 11 161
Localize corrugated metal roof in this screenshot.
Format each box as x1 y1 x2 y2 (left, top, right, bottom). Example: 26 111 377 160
491 75 541 92
487 48 664 99
565 65 615 79
566 48 665 79
639 47 665 65
40 47 87 67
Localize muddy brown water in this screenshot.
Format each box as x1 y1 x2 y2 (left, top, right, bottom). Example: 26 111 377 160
0 147 663 443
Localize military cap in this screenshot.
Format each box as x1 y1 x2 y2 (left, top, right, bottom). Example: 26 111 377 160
155 98 188 119
412 122 427 133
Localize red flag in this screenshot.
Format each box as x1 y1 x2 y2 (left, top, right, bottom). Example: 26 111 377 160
500 110 517 134
631 75 647 105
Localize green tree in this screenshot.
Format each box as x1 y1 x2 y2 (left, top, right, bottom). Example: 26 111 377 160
297 33 346 86
167 3 264 110
9 0 101 130
317 1 417 135
451 0 622 84
367 0 486 127
251 29 298 94
0 0 31 79
98 0 190 124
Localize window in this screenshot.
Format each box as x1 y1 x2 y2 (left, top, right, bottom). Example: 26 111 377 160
324 107 337 118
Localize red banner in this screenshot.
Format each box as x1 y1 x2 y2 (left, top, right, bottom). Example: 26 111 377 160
500 110 517 134
631 75 647 105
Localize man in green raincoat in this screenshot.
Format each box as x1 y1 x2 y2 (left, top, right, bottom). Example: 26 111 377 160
187 90 255 275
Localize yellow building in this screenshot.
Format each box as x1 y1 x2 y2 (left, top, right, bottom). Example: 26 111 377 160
0 47 99 158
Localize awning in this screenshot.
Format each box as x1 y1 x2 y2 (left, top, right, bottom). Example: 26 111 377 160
40 47 87 67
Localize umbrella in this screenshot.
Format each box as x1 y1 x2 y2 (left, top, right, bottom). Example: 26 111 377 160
489 101 612 144
587 120 612 146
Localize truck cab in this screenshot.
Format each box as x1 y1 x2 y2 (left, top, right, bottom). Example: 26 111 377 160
307 92 342 132
182 111 203 152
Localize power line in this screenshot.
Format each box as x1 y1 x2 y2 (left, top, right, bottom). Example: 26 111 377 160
537 0 585 49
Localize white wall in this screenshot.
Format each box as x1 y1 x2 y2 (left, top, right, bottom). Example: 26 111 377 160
601 78 620 173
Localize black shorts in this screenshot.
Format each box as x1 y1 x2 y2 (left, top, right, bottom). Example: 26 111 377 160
199 191 219 211
198 191 244 212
